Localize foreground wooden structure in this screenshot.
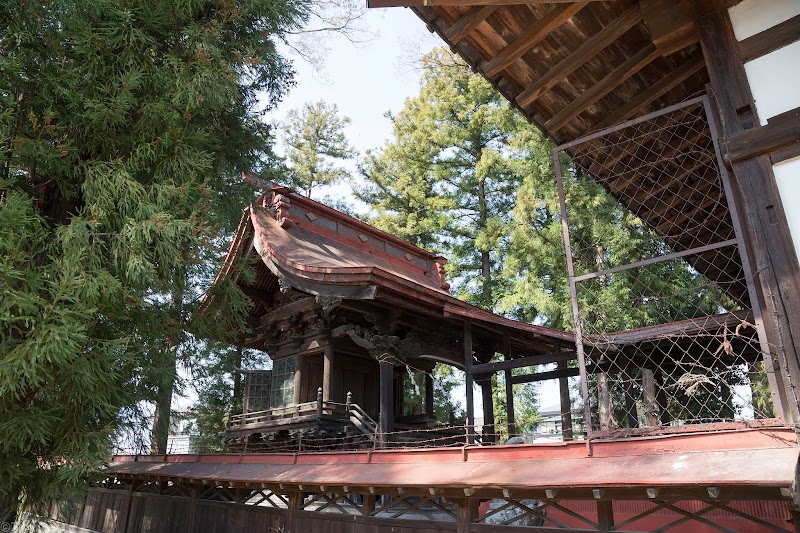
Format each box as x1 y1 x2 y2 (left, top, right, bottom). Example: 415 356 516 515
50 428 798 532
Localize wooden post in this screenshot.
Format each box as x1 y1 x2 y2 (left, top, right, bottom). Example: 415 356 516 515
293 353 303 405
425 372 434 420
558 360 574 440
687 0 800 422
121 482 135 533
504 336 516 437
322 343 334 402
188 486 198 533
623 371 639 429
479 374 495 444
642 368 660 427
455 497 479 533
464 321 475 443
379 359 394 446
286 491 303 533
361 494 376 516
597 500 614 531
598 373 613 431
652 369 671 425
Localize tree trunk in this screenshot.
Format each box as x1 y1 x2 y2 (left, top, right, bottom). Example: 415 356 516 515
232 346 243 415
150 276 185 455
477 175 492 309
0 489 19 529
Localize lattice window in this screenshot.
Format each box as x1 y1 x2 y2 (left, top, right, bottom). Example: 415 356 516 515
244 370 272 413
270 356 296 407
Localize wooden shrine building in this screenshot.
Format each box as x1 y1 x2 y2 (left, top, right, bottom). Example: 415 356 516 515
217 180 576 449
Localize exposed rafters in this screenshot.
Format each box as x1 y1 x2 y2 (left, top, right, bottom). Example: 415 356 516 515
515 5 643 109
544 43 660 133
445 5 496 44
481 2 587 78
596 54 706 129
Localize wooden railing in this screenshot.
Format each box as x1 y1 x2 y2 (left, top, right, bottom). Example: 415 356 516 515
227 389 379 446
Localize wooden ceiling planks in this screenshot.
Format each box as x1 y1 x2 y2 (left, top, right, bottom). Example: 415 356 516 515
410 0 707 142
445 5 496 43
481 2 587 77
515 5 644 108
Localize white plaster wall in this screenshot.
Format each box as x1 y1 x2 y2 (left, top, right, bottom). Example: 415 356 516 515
728 0 800 264
742 41 800 125
729 0 800 125
773 156 800 262
729 0 800 40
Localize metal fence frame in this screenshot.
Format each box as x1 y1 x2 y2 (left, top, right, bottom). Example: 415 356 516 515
552 95 784 437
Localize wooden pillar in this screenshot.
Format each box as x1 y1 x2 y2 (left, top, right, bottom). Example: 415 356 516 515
286 491 303 533
504 336 516 437
361 494 376 516
322 343 334 402
623 370 639 429
597 500 615 531
454 497 479 533
395 371 405 417
654 369 671 425
121 482 135 533
379 359 394 445
558 360 574 440
425 372 434 419
479 375 495 444
598 373 613 431
642 368 660 427
293 353 303 405
687 0 800 422
464 321 475 442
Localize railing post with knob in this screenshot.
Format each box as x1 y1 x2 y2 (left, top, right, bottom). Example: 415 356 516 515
316 387 323 418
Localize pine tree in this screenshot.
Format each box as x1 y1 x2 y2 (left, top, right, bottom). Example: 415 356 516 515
0 0 308 521
282 100 356 197
357 48 525 310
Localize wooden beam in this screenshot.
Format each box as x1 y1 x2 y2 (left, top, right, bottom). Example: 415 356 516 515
322 343 334 401
482 2 587 78
464 320 475 442
688 0 800 423
738 14 800 63
369 0 600 7
516 5 643 109
545 44 660 133
472 350 575 374
557 362 574 440
479 374 495 443
596 53 705 129
378 359 394 445
641 0 697 55
503 336 515 436
259 296 316 326
509 366 580 385
446 5 496 44
726 106 800 163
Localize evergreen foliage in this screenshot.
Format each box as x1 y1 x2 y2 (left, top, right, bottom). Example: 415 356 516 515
0 0 309 520
282 100 356 197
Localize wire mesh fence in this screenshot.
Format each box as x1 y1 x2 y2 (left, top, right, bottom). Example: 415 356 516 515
555 95 781 436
